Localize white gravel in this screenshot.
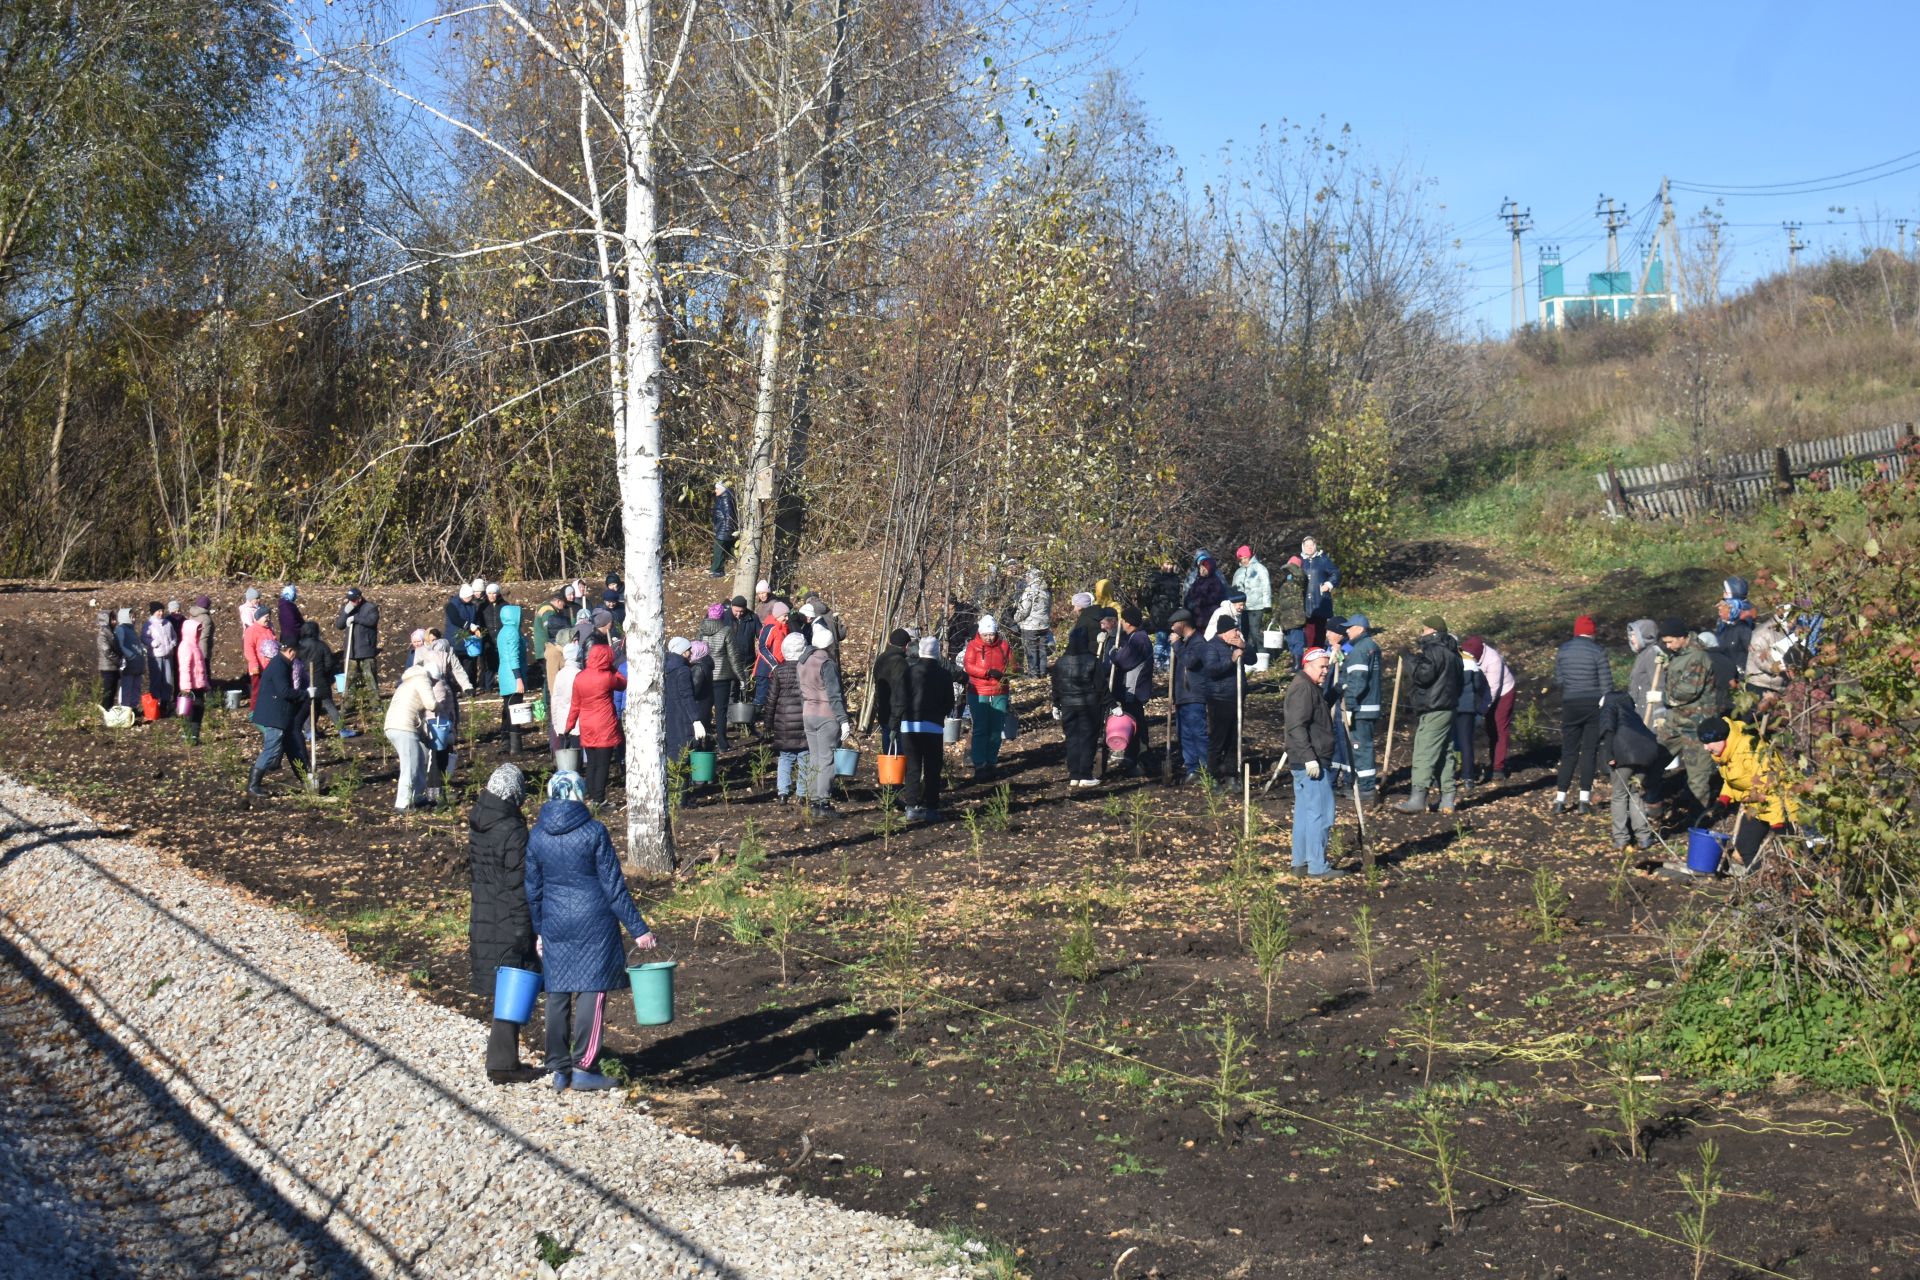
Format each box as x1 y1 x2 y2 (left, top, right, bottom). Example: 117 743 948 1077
0 773 968 1279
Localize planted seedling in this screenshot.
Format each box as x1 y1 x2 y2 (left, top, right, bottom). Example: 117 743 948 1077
1400 954 1450 1087
1352 904 1378 993
873 786 905 852
1201 1015 1271 1140
982 781 1013 832
1247 885 1291 1031
1057 895 1100 982
1592 1009 1657 1161
1417 1107 1463 1230
1529 864 1569 943
1675 1139 1722 1280
761 867 811 983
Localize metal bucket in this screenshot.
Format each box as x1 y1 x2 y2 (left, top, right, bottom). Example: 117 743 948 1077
943 716 964 745
223 688 243 711
727 700 755 725
555 747 582 773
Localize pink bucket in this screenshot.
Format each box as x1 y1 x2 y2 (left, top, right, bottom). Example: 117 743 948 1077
1104 711 1135 752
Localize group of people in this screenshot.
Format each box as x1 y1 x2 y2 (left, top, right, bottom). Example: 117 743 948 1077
1548 576 1809 876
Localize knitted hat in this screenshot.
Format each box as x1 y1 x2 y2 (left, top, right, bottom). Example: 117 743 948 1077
486 582 501 595
667 636 692 656
756 579 770 593
469 577 486 593
889 628 911 648
244 587 260 602
769 601 790 619
1461 635 1485 659
810 623 834 649
409 628 428 646
1301 645 1333 665
782 632 809 661
1071 591 1094 609
707 603 726 620
458 584 474 599
918 636 940 658
167 599 181 614
688 640 710 662
1236 545 1253 559
977 615 998 636
1287 555 1303 567
731 596 749 609
1573 615 1596 637
1696 716 1731 745
1659 616 1690 639
592 608 614 627
1423 616 1447 634
486 763 526 804
1121 604 1144 628
193 594 211 609
281 585 297 600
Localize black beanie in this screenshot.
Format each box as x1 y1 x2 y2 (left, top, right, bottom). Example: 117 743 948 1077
1659 616 1691 639
1122 604 1144 628
889 628 911 648
1696 716 1731 745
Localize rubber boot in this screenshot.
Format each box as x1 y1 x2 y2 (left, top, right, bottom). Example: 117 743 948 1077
1394 793 1428 814
507 729 523 755
246 765 267 796
1437 792 1457 814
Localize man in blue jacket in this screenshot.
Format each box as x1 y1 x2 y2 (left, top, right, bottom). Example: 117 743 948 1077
247 639 302 796
1340 614 1385 806
711 479 737 578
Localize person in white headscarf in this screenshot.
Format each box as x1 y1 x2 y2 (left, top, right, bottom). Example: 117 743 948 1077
796 622 849 815
549 641 583 764
385 659 437 810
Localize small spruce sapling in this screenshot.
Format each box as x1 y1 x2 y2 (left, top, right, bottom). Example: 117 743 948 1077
1247 885 1292 1031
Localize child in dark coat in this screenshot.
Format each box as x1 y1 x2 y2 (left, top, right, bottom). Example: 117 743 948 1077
470 764 542 1083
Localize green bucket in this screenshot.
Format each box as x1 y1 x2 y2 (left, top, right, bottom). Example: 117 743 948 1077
689 749 717 783
628 960 677 1026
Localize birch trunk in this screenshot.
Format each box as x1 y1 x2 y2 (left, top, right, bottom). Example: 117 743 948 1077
619 0 673 874
730 173 790 601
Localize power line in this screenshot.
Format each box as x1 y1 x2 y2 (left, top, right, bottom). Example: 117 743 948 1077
1675 145 1920 192
1675 157 1920 198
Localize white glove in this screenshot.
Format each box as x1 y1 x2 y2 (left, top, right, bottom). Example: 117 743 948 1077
1645 690 1663 705
535 937 544 958
841 721 852 740
691 721 706 741
1305 760 1322 779
1051 707 1062 721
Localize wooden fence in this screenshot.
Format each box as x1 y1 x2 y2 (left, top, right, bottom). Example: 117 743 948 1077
1597 423 1917 519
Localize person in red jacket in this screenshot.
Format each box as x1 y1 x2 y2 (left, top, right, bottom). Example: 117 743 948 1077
963 614 1013 779
243 605 275 707
565 644 627 804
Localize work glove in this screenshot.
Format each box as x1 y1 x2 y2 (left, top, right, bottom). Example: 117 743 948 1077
840 721 853 740
691 722 705 741
1645 690 1663 705
1305 760 1322 780
1051 707 1062 721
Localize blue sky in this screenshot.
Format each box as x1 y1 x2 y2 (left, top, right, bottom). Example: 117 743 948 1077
1109 0 1920 335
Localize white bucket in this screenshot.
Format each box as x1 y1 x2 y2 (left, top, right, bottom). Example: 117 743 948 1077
1262 629 1284 650
508 702 534 726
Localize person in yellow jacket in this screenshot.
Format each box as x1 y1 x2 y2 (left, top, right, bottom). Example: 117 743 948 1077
1698 716 1798 872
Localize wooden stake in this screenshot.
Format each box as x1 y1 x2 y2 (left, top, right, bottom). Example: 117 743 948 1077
1382 657 1405 786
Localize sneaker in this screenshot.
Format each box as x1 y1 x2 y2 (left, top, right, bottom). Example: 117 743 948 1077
488 1065 543 1085
1577 801 1594 816
1493 770 1508 783
551 1071 571 1092
1307 867 1353 881
568 1069 616 1091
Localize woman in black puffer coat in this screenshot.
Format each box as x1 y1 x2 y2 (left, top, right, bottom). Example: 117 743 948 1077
469 764 541 1084
765 632 811 802
1050 626 1104 787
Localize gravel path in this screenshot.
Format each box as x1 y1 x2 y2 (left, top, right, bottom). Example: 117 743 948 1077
0 774 967 1279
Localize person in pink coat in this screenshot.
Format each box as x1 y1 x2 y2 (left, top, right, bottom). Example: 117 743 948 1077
1462 635 1516 783
178 596 214 744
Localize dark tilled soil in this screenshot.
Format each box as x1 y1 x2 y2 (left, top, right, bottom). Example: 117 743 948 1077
0 560 1910 1280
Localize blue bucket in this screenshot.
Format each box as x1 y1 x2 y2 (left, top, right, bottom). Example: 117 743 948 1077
833 746 860 777
1686 828 1728 876
492 965 542 1023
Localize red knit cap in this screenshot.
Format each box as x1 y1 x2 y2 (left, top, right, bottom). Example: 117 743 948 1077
1573 615 1596 637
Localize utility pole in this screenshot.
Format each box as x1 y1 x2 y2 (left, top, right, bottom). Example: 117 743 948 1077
1596 194 1628 273
1896 218 1910 258
1636 178 1679 312
1501 197 1533 332
1783 221 1806 326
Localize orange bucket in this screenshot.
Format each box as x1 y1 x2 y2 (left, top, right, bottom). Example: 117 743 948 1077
876 753 907 786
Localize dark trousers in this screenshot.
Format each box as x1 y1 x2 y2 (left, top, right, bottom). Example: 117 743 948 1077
487 1018 524 1072
1556 698 1604 794
184 690 206 742
146 655 174 714
710 677 734 751
1452 712 1478 786
711 532 733 575
1061 705 1099 780
1206 697 1240 781
348 656 382 711
1118 697 1148 773
98 671 117 709
120 667 144 708
543 989 608 1074
1022 629 1048 676
1484 688 1515 774
1350 715 1379 794
583 746 615 804
1176 702 1208 776
902 730 944 811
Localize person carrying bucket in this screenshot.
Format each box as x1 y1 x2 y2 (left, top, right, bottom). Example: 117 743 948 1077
798 622 851 816
962 615 1012 782
1694 716 1799 877
470 764 543 1084
526 770 658 1092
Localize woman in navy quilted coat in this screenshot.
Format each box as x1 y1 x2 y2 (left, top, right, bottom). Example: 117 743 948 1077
525 770 658 1092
